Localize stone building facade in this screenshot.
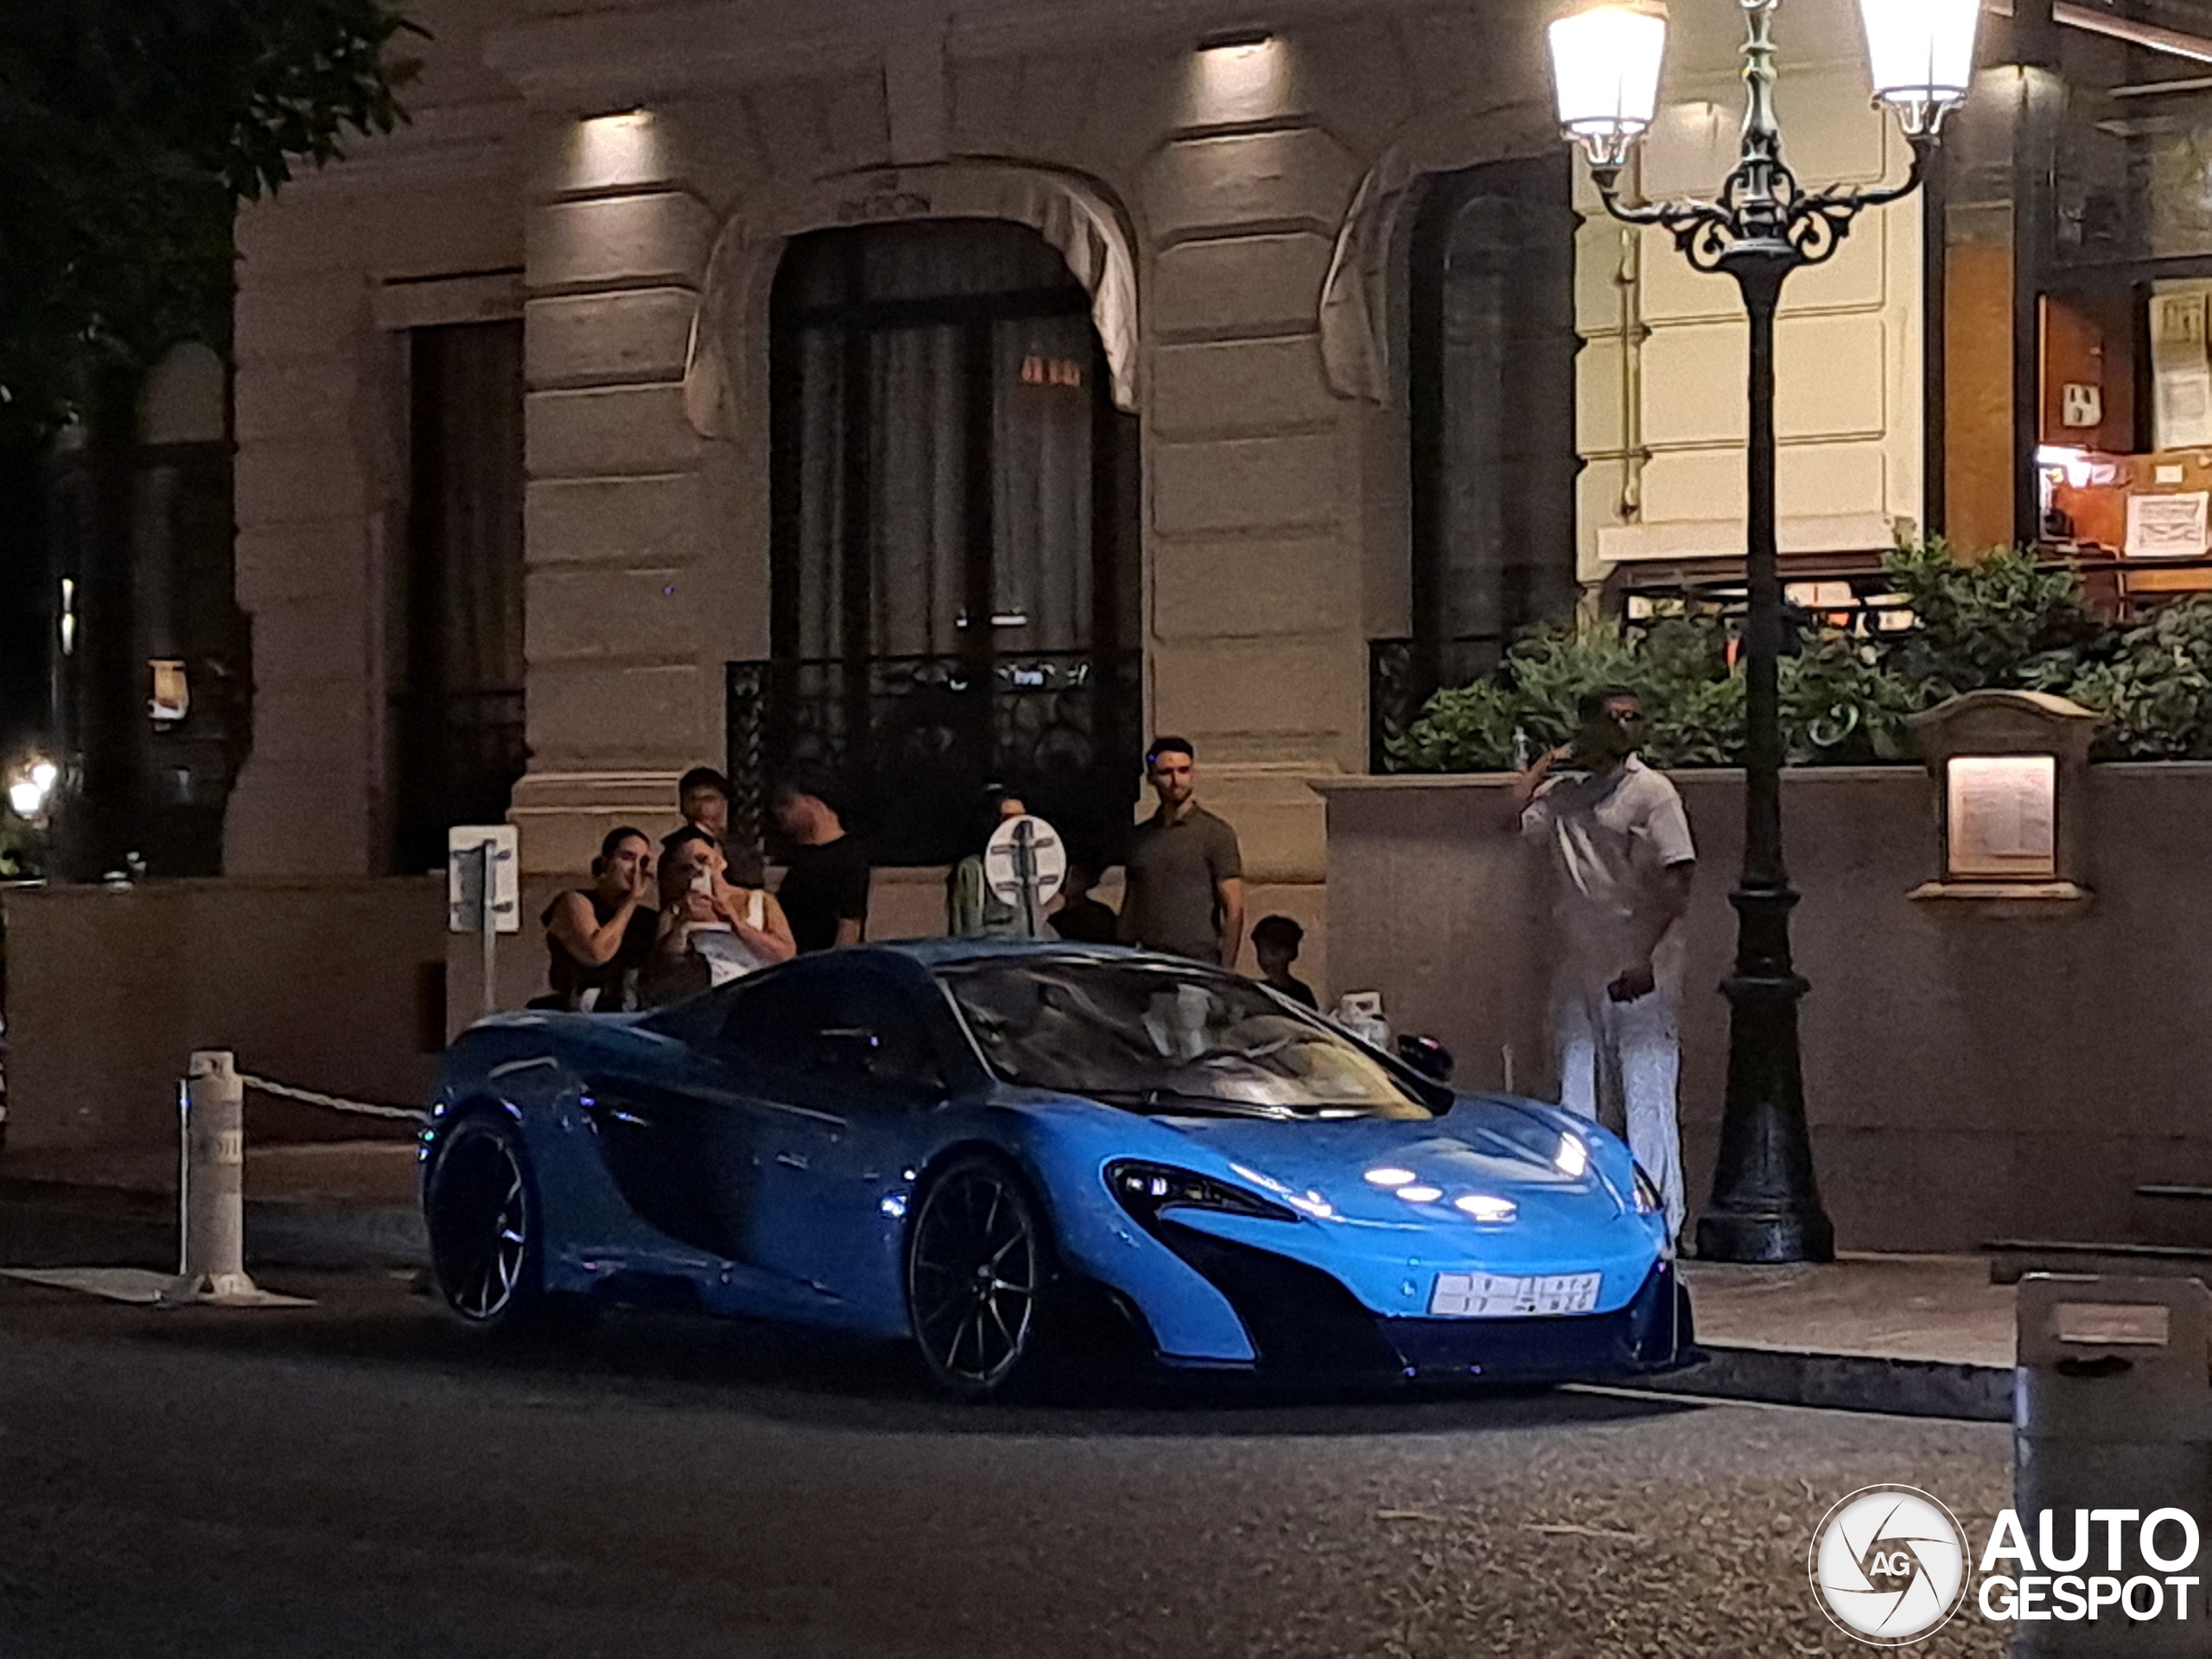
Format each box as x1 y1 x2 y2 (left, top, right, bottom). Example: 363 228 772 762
221 0 1932 981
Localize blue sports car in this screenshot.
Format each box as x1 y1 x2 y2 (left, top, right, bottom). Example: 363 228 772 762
421 941 1693 1398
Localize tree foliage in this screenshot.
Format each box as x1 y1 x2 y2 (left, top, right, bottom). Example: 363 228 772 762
0 0 420 439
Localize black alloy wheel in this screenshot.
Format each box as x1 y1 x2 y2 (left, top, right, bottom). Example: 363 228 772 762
427 1116 540 1328
906 1156 1053 1400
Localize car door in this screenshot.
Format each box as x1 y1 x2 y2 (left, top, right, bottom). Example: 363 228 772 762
735 964 951 1324
575 1050 759 1262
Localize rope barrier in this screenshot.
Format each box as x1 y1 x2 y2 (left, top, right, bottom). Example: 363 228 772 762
235 1072 427 1125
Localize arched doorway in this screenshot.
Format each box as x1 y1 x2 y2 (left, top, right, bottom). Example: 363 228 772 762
743 218 1141 868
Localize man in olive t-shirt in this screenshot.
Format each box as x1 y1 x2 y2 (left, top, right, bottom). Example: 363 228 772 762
1118 736 1246 968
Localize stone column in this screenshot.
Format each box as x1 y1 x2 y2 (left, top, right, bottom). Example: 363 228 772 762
512 111 723 877
1141 51 1366 972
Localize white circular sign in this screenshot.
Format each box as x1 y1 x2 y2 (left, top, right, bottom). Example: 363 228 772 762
983 814 1066 908
1808 1484 1969 1646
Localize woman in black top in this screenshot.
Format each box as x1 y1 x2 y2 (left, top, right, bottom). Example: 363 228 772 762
543 826 660 1011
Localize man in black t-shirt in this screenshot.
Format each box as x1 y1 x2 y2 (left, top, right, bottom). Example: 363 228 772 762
770 777 870 952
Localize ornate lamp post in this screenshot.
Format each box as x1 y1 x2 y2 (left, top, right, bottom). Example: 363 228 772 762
1548 0 1980 1262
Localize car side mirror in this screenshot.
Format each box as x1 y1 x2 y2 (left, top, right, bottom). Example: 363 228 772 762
1395 1033 1454 1083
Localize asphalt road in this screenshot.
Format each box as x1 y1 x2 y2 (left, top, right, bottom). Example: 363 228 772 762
0 1183 2012 1659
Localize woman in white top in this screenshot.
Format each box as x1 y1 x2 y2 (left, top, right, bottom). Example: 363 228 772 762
646 825 796 1000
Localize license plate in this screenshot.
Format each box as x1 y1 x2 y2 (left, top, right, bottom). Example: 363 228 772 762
1427 1271 1601 1318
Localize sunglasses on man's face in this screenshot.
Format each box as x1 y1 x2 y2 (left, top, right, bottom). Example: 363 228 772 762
1604 708 1643 726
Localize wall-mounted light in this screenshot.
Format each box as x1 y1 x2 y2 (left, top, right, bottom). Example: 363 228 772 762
57 576 74 658
571 106 662 188
1191 29 1284 123
149 658 189 725
1197 27 1274 52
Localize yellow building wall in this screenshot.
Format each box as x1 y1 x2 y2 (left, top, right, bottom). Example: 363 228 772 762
1575 16 1924 582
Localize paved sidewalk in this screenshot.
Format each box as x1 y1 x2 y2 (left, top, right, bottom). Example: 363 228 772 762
1685 1253 2016 1368
1642 1253 2018 1421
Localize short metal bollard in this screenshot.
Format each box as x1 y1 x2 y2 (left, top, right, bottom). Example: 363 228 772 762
174 1048 263 1304
2012 1274 2212 1655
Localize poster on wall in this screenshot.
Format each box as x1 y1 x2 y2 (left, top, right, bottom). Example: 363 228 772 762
2152 290 2212 448
1947 755 2057 880
2126 490 2210 558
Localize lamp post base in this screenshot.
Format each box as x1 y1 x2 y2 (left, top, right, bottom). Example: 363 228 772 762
1693 887 1836 1265
1695 1206 1834 1264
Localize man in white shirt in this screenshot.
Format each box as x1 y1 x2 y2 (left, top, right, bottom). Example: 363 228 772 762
1506 686 1697 1241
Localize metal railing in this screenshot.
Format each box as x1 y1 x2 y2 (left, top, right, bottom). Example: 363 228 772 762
728 649 1143 868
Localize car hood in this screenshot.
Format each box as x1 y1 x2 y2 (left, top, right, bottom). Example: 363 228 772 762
1130 1095 1620 1225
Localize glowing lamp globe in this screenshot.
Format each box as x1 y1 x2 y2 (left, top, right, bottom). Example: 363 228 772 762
1548 2 1669 168
1858 0 1981 134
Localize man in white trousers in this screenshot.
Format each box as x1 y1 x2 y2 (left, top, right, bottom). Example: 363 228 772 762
1506 686 1696 1245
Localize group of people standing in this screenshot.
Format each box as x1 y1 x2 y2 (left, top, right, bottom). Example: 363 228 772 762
538 734 1319 1012
944 735 1316 1009
540 768 869 1013
537 697 1694 1243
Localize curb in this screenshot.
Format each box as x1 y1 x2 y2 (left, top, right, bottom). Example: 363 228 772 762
1630 1343 2012 1421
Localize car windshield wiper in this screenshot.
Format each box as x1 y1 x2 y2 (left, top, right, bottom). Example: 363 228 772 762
1083 1088 1300 1121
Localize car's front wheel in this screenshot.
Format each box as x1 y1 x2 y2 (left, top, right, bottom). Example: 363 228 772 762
425 1113 551 1332
906 1155 1056 1400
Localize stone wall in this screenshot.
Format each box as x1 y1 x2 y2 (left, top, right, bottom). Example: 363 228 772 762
1323 765 2212 1255
2 879 445 1157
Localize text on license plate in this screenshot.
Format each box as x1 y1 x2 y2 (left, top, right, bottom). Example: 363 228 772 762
1427 1271 1601 1318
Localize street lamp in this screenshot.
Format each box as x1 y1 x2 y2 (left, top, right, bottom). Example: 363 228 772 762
1548 0 1979 1262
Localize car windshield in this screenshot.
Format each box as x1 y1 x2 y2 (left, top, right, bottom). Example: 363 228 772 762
938 957 1437 1120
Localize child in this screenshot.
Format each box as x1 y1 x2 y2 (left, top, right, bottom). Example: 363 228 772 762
1251 914 1317 1009
1049 856 1119 944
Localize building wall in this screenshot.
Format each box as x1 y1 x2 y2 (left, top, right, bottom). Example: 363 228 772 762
229 0 1574 911
1324 766 2212 1255
224 0 528 877
225 2 1952 1020
2 879 444 1156
1576 3 1926 579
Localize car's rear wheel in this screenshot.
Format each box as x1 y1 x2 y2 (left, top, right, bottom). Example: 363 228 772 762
426 1114 554 1332
906 1155 1055 1400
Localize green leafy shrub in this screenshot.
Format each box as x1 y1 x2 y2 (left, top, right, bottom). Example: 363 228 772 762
1881 537 2106 696
0 817 38 880
1385 539 2212 772
2070 596 2212 759
1385 617 1743 772
1781 629 1928 764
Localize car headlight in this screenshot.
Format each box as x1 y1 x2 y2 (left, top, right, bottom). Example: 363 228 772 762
1632 1164 1663 1217
1106 1160 1298 1223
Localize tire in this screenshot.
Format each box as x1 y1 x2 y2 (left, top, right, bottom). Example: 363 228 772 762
424 1113 561 1333
906 1154 1059 1401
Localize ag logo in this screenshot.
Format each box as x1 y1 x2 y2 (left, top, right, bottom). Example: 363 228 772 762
1808 1485 1970 1645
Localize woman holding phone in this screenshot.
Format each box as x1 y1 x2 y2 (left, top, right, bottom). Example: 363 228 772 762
645 824 796 1001
542 826 661 1012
